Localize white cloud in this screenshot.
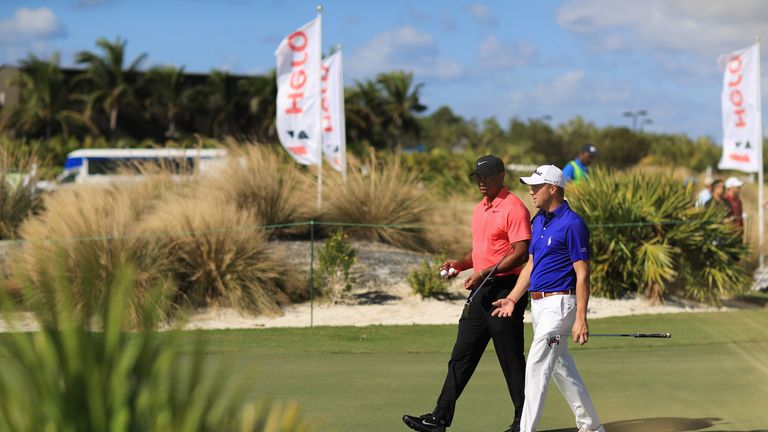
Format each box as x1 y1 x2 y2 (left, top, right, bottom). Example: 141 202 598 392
507 70 632 116
556 0 768 54
464 3 498 27
347 26 463 80
0 8 65 43
477 36 536 69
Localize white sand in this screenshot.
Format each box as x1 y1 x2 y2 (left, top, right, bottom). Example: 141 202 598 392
0 280 733 333
178 282 728 330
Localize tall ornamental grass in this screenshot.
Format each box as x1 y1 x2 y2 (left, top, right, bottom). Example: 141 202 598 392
14 178 180 325
568 168 748 304
0 145 44 239
322 150 433 251
140 194 305 315
0 263 311 432
204 144 314 238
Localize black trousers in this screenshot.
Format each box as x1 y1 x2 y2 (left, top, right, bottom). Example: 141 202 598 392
433 274 528 426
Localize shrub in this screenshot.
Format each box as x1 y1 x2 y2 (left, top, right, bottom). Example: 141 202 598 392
314 230 356 300
0 263 311 431
14 178 180 325
204 143 314 238
0 145 44 239
323 150 433 251
408 256 448 299
567 168 749 303
139 193 305 315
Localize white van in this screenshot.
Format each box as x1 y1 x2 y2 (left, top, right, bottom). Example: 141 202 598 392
45 148 228 188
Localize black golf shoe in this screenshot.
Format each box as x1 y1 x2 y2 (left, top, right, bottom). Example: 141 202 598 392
502 417 521 432
402 413 448 432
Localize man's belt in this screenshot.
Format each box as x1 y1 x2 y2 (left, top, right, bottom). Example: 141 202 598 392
530 289 576 300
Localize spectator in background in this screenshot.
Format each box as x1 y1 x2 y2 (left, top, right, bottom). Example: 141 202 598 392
696 178 715 208
724 177 744 232
707 179 734 219
562 144 597 184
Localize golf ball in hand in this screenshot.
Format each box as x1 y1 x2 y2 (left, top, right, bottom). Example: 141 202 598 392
439 269 448 277
448 268 458 276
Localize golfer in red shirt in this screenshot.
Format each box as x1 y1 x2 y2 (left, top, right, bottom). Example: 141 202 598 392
403 155 531 432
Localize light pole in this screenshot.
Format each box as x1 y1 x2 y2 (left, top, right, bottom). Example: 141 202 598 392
639 118 653 132
623 110 648 131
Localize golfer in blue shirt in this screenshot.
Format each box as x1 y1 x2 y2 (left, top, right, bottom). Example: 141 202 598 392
492 165 605 432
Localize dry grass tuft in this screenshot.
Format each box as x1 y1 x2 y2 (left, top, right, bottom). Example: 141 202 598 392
139 193 304 315
322 150 434 251
13 177 181 325
0 146 44 239
203 144 315 238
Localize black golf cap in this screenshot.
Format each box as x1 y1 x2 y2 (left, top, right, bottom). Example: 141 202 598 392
582 144 598 155
470 155 505 177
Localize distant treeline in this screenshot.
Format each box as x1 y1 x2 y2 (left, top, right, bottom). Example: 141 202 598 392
0 36 755 172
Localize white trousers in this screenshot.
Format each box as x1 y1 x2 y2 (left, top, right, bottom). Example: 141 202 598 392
519 294 605 432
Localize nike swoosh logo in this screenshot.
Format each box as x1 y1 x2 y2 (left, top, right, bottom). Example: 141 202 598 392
422 420 438 426
478 161 487 165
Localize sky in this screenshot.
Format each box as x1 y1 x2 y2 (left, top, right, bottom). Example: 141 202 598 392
1 0 768 141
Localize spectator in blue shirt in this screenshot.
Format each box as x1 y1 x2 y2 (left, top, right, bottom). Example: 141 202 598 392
562 144 597 184
492 164 605 432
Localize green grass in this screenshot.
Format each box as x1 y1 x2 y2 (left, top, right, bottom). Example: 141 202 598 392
3 310 768 431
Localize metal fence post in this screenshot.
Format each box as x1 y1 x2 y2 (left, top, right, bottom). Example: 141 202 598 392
309 220 315 328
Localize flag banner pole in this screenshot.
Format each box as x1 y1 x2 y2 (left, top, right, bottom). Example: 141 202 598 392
756 35 764 269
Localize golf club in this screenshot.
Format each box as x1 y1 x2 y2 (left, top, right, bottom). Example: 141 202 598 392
466 244 514 304
589 332 671 338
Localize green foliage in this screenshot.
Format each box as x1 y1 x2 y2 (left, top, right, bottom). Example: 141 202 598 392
0 262 311 431
568 168 749 303
407 256 448 299
642 134 720 171
315 231 357 300
399 148 477 196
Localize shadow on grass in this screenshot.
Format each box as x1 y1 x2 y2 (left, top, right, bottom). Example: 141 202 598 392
543 417 768 432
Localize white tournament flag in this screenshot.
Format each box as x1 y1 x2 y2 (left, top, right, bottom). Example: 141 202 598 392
321 50 346 173
718 43 762 173
275 18 322 165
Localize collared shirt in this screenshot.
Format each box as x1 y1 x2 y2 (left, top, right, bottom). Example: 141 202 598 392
529 201 590 292
724 194 743 228
562 158 587 182
471 186 531 276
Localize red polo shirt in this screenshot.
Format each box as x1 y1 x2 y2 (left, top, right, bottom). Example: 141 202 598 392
471 187 531 276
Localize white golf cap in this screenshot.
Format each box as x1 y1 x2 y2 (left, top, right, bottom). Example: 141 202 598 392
725 176 744 189
519 165 566 188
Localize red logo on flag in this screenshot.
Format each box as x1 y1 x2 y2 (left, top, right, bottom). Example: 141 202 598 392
288 146 308 155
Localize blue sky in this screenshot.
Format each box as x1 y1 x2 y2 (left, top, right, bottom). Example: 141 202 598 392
1 0 767 140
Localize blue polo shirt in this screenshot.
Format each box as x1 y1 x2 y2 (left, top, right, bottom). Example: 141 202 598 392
529 201 590 293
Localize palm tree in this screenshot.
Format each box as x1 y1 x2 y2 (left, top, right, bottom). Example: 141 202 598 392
75 37 147 138
5 53 76 138
141 65 187 138
192 70 240 138
238 70 277 142
376 71 426 150
345 79 386 151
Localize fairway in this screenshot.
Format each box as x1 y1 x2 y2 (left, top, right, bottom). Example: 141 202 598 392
184 310 768 432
